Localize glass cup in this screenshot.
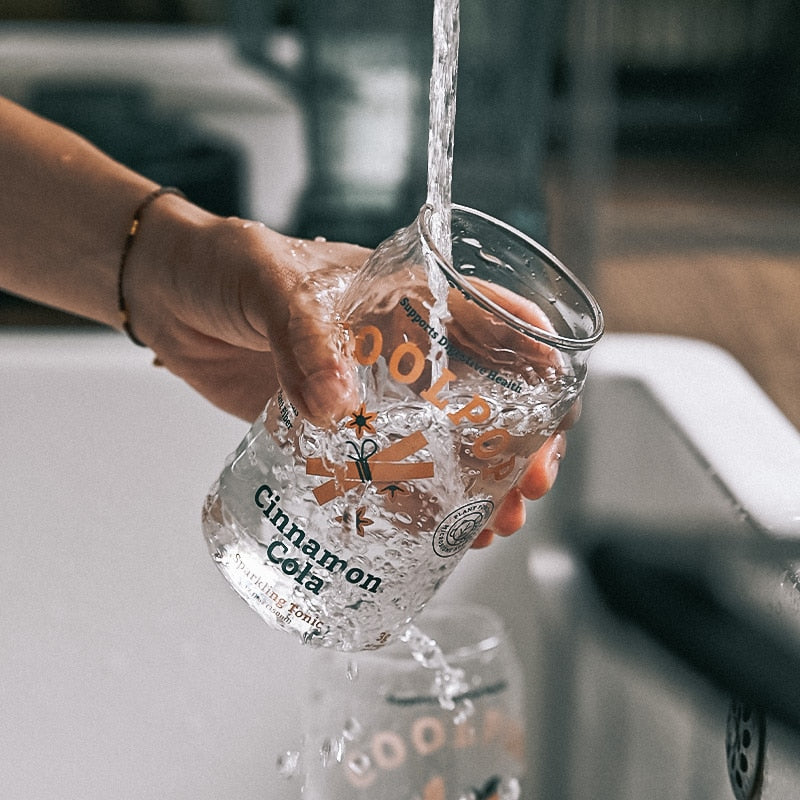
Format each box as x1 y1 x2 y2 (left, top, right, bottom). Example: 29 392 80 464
301 603 527 800
203 204 603 650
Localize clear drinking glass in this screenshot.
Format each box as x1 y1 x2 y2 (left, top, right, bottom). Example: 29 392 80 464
202 204 603 650
301 603 526 800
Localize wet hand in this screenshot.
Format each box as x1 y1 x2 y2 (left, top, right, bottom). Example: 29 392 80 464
470 427 570 549
122 197 370 424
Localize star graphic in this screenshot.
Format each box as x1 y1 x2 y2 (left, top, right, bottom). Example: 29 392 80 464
345 403 378 439
335 506 375 537
379 483 407 499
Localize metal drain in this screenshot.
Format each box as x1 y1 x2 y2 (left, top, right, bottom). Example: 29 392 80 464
726 699 765 800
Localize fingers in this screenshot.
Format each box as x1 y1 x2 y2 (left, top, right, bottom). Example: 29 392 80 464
469 486 525 550
161 333 281 421
470 528 496 549
559 396 582 432
445 279 565 380
469 431 568 549
463 277 557 332
518 431 567 500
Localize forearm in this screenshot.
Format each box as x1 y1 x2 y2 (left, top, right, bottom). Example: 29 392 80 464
0 96 157 328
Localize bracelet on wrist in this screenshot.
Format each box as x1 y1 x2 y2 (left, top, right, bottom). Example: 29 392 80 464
117 185 186 347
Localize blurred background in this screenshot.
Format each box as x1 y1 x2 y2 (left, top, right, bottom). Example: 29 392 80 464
1 0 798 428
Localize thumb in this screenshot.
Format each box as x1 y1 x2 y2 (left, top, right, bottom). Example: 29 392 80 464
271 265 361 427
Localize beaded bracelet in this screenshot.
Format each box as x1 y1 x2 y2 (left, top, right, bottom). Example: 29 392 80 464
117 185 186 347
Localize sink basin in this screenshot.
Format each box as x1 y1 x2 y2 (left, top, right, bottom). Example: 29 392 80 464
2 330 798 799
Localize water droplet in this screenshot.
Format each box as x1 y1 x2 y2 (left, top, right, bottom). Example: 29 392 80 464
499 777 521 799
346 752 372 777
319 735 345 766
276 750 300 779
528 403 552 428
460 426 483 444
453 698 475 725
334 736 346 762
319 738 333 767
479 248 505 268
419 645 443 669
346 659 360 682
212 549 224 563
342 716 362 741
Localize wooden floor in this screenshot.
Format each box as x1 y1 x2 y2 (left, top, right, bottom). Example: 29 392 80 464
553 155 800 430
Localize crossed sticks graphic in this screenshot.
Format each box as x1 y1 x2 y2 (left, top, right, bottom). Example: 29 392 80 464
306 429 435 506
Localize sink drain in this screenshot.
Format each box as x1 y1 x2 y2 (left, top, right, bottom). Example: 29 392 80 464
726 699 765 800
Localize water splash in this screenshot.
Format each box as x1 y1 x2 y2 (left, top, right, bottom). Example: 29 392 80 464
345 659 360 682
426 0 460 262
401 622 474 720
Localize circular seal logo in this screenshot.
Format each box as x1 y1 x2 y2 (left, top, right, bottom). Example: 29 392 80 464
432 500 495 558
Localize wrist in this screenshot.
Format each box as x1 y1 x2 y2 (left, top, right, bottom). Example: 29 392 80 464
120 190 216 351
117 187 187 346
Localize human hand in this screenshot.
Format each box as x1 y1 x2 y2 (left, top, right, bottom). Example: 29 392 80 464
123 195 370 424
446 277 581 548
0 96 573 544
469 410 577 549
123 194 573 544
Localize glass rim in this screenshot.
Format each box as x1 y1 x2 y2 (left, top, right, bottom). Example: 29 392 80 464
419 203 605 352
